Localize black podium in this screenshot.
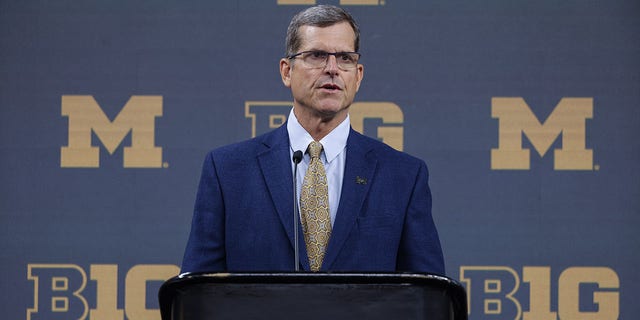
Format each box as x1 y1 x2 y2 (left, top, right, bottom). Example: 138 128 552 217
159 272 467 320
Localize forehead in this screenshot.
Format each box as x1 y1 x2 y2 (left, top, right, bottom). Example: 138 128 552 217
297 21 356 51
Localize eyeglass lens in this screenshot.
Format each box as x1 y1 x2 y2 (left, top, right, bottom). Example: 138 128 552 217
301 51 359 69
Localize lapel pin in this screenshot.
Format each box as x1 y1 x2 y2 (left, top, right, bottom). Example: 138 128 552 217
355 176 367 185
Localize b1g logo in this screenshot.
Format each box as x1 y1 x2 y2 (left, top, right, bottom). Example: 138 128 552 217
491 97 593 170
61 95 163 168
460 266 619 320
27 264 178 320
245 101 403 151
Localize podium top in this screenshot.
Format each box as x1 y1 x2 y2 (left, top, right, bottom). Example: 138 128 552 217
159 272 468 320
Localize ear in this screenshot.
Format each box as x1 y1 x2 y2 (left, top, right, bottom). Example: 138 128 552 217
354 63 364 92
279 58 292 88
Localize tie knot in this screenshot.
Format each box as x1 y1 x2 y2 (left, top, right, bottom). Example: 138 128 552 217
307 141 323 159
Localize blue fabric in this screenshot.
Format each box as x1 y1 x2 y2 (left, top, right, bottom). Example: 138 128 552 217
181 124 445 275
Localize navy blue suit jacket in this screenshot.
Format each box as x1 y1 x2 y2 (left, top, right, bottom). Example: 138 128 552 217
181 124 445 275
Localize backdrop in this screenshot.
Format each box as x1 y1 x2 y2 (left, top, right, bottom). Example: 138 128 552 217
1 0 638 319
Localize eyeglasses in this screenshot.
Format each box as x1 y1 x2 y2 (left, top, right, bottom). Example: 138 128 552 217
287 50 361 70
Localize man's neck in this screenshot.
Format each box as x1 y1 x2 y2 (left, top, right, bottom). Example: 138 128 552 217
293 108 348 141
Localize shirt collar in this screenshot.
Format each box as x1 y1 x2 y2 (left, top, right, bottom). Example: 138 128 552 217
287 108 350 163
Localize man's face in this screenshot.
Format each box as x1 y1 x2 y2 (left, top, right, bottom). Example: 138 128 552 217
280 21 364 122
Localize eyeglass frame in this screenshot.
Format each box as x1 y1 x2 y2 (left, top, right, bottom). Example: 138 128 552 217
287 50 362 70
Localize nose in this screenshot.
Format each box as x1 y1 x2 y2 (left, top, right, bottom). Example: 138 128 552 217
324 55 339 75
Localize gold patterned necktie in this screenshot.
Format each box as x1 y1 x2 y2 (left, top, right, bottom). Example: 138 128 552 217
300 141 331 271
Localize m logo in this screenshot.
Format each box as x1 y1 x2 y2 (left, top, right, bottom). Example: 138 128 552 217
245 101 403 151
61 95 163 168
491 97 593 170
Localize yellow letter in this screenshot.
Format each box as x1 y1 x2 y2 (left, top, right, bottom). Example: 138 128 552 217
491 97 593 170
27 264 88 320
61 95 163 168
460 266 522 320
522 266 557 320
124 264 179 320
244 101 292 138
350 102 404 151
558 267 619 320
90 264 124 320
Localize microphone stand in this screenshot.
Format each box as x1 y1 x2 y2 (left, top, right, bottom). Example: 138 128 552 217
292 150 303 272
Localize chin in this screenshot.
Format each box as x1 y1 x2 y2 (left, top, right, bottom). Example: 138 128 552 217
315 98 349 112
315 104 347 116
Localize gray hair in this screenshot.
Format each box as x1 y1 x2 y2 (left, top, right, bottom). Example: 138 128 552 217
285 5 360 57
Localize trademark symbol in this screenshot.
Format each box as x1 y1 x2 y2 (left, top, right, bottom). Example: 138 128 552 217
163 162 169 168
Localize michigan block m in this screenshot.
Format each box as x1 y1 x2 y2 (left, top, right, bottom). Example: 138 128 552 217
492 97 593 170
61 95 162 168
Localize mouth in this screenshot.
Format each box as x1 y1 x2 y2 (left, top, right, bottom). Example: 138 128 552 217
319 83 342 91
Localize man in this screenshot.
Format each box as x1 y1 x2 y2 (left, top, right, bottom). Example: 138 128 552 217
181 5 444 275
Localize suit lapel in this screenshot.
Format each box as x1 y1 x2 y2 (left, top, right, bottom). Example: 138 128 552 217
322 129 377 270
256 125 310 270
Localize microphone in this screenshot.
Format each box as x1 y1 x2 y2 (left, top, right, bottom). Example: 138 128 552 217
292 150 303 271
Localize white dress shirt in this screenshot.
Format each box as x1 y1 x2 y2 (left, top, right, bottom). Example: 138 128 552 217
287 108 349 227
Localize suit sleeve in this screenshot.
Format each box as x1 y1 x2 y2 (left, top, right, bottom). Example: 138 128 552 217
396 160 445 275
181 152 226 273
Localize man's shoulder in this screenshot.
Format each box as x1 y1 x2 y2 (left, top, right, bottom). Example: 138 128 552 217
207 125 287 160
350 129 425 167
